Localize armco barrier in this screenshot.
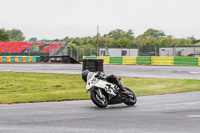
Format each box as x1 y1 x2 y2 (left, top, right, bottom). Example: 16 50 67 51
32 56 40 62
174 57 198 66
3 56 6 62
198 57 200 66
30 57 33 62
122 57 137 65
27 57 30 62
84 56 97 59
32 56 37 62
84 56 200 66
0 56 40 63
137 57 151 65
15 56 19 62
6 56 11 62
97 57 110 64
11 56 15 62
110 57 122 64
151 57 174 66
19 56 23 62
22 56 27 62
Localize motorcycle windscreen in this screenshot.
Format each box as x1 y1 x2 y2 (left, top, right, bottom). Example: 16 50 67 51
86 72 98 91
87 72 97 81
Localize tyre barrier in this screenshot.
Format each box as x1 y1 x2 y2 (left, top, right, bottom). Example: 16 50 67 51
95 59 104 72
82 59 104 72
39 56 79 63
40 56 50 63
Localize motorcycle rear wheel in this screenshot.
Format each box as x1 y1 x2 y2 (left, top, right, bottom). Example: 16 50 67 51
124 88 137 106
90 90 108 108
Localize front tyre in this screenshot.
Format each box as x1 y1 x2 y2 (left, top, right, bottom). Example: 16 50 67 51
124 88 137 106
90 90 108 108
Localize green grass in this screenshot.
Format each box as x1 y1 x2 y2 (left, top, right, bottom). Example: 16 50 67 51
0 72 200 104
123 78 200 95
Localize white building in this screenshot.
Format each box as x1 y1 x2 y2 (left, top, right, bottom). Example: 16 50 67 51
159 46 200 57
99 48 138 56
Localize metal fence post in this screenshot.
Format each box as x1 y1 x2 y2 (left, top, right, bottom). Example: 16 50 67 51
48 46 51 56
119 44 122 56
65 47 67 55
28 46 30 56
48 46 51 63
70 46 73 57
89 45 92 56
154 43 157 56
193 43 196 57
103 43 108 56
136 43 140 56
95 44 98 56
173 44 176 56
81 45 84 57
76 46 79 61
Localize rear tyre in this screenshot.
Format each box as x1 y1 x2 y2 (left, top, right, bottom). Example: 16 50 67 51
124 88 137 106
90 90 108 108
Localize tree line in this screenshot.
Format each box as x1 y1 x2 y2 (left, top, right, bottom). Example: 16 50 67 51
63 28 200 56
0 29 25 42
1 28 200 55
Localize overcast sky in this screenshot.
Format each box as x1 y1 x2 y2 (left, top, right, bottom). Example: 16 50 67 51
1 0 200 40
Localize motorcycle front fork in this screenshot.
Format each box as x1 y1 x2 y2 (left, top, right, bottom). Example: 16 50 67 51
97 88 103 98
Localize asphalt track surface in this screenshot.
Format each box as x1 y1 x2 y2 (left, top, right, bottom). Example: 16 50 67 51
0 92 200 133
0 64 200 133
0 63 200 79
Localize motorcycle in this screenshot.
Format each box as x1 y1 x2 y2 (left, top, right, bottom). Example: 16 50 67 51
82 71 137 108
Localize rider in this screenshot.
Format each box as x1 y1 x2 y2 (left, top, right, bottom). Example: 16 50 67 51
82 70 130 95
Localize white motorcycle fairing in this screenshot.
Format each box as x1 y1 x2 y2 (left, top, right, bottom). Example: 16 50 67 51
86 75 117 96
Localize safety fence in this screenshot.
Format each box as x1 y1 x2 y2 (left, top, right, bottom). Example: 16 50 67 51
0 56 40 63
84 56 200 66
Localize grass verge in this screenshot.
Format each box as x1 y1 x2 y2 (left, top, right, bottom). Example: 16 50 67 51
0 72 200 104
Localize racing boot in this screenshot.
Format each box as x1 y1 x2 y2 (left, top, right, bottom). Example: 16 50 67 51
116 83 130 96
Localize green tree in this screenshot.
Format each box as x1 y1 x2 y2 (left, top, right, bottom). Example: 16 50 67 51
63 36 70 42
29 37 37 42
122 29 134 40
142 28 166 39
118 37 132 48
0 29 9 41
107 29 125 40
7 29 25 41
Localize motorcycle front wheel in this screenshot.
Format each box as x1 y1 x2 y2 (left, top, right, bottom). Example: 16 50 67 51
124 88 137 106
90 90 108 108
